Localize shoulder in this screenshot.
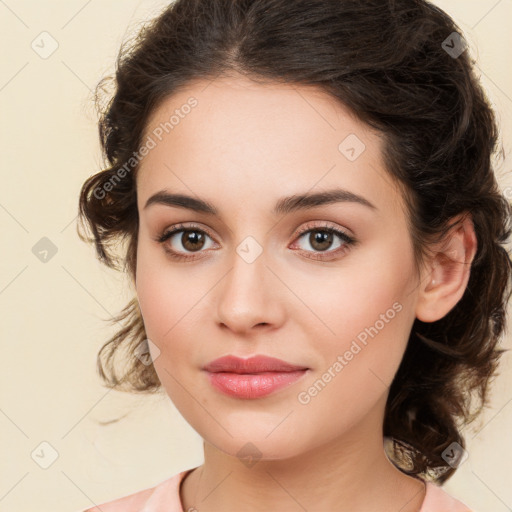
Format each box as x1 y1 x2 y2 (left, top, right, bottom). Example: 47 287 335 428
78 467 196 512
81 485 156 512
420 481 474 512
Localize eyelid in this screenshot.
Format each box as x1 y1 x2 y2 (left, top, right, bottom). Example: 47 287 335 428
158 221 218 241
290 220 353 241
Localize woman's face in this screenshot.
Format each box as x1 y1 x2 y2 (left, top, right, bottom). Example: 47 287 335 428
135 75 423 460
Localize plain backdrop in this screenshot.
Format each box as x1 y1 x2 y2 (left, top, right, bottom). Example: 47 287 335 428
1 1 511 511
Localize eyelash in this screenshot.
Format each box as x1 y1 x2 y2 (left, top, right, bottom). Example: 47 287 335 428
154 221 356 262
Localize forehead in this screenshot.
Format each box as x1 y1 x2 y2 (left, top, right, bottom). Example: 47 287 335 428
136 74 404 219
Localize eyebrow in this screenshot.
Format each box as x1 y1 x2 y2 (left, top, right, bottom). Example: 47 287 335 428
143 188 377 215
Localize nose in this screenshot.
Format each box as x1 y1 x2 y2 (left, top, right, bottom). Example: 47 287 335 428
214 249 286 335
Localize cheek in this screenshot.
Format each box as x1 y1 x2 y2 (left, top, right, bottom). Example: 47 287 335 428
135 262 198 408
135 242 211 389
136 242 180 365
136 260 171 341
292 274 414 443
137 281 204 365
136 239 190 338
304 239 416 394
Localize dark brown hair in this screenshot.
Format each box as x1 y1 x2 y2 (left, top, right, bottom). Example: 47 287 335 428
78 0 512 484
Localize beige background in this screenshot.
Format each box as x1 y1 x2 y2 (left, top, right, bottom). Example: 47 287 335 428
1 1 511 511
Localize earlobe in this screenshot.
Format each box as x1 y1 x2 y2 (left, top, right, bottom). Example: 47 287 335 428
415 214 478 323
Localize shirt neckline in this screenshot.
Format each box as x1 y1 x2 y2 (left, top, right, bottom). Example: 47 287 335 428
174 468 433 512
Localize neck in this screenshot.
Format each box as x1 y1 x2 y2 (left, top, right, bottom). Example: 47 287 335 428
180 402 426 512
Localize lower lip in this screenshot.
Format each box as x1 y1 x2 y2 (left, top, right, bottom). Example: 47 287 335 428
205 370 308 399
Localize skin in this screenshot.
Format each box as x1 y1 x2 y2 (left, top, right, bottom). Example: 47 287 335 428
134 74 477 512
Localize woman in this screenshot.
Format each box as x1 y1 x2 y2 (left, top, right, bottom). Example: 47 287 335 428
77 0 512 510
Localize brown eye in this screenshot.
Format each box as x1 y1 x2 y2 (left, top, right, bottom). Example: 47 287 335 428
180 230 207 252
295 227 352 253
308 230 335 251
156 224 216 260
290 223 355 261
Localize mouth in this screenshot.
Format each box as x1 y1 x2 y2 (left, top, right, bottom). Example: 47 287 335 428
202 355 310 399
203 354 309 373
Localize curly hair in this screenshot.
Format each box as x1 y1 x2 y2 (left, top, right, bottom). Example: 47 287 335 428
78 0 512 484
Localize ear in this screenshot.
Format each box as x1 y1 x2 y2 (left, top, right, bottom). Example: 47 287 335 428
415 213 478 323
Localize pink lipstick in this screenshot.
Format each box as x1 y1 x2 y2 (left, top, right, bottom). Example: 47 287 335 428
203 355 309 399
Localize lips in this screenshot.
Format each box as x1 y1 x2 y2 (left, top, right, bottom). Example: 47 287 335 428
203 355 309 399
203 355 308 374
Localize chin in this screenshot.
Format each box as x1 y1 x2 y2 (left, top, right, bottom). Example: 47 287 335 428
198 421 312 463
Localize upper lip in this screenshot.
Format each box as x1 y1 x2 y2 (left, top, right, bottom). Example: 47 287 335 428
203 355 309 374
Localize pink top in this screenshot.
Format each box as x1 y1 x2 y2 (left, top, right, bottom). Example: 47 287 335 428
79 467 474 512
